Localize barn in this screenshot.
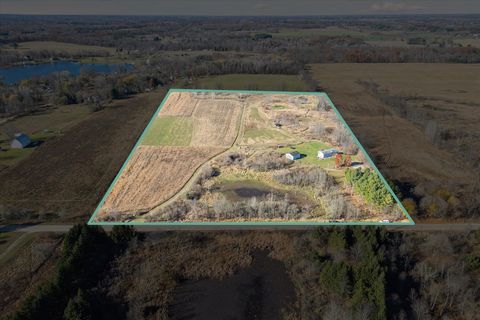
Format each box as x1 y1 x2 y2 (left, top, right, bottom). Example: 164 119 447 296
285 151 301 161
10 133 32 149
317 148 338 159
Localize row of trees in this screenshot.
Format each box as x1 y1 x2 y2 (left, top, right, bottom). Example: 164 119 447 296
345 168 394 208
9 224 137 320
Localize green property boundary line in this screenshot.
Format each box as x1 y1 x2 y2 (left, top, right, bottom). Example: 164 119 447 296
88 89 415 227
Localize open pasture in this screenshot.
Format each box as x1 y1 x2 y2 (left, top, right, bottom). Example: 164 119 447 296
141 116 193 146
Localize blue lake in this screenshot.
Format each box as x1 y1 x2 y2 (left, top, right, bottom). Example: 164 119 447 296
0 61 133 84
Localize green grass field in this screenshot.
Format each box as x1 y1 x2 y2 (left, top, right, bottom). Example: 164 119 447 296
141 116 193 146
187 74 311 91
279 141 334 166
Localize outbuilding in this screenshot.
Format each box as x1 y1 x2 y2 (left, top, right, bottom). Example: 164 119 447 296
10 133 32 149
285 151 301 161
317 148 338 159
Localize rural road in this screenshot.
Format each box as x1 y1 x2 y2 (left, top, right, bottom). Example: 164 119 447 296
1 223 480 233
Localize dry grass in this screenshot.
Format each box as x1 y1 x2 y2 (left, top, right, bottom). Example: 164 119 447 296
310 63 480 220
98 145 223 218
158 92 198 117
190 99 243 147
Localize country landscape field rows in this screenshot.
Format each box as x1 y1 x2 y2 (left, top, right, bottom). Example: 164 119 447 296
92 90 411 224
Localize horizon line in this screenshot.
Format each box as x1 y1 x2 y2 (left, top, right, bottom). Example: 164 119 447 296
1 13 480 18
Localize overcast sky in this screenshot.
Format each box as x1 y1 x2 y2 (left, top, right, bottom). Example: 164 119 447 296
1 0 479 15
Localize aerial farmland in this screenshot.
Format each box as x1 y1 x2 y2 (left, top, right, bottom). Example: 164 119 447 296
92 90 411 224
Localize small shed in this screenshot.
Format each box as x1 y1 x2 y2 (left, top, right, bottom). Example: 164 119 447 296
285 151 301 161
10 133 32 149
317 148 338 159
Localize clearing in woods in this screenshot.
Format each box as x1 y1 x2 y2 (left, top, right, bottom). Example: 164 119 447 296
90 89 414 225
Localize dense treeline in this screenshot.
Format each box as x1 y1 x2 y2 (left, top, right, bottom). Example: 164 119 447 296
345 168 394 208
7 224 137 320
0 49 111 67
292 227 480 319
0 53 299 116
303 227 387 319
5 227 479 319
2 15 480 65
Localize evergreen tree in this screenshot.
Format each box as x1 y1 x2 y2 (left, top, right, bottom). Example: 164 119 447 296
64 289 92 320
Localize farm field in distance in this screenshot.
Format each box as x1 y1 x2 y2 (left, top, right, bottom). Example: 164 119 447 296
310 63 480 221
0 104 91 169
183 74 311 91
92 90 411 224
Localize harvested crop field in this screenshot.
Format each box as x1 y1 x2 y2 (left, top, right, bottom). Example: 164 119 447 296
158 91 198 117
97 145 223 219
191 99 243 147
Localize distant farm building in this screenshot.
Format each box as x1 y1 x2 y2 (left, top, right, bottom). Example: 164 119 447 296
285 151 301 161
317 149 338 159
10 133 32 149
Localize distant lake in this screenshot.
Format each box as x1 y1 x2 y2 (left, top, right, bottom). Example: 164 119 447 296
0 61 133 84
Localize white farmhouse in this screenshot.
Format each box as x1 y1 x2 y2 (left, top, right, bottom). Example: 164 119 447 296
317 148 338 159
285 151 301 161
10 133 32 149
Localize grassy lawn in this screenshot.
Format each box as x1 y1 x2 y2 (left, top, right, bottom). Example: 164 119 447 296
0 105 91 167
271 105 287 110
141 116 193 146
279 141 335 167
0 148 35 166
186 74 311 91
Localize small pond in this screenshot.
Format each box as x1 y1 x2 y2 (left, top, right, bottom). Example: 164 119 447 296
214 180 280 201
